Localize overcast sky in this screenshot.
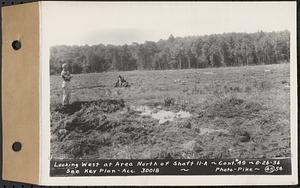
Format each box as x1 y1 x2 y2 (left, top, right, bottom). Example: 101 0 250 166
42 2 296 47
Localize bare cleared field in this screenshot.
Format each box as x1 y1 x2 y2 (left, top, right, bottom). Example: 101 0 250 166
50 64 290 159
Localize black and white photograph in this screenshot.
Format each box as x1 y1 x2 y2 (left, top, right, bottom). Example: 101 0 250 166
43 1 297 183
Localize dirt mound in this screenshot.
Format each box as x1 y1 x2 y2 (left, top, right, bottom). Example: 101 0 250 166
205 97 264 119
82 99 125 113
203 97 267 144
51 101 83 115
51 99 126 158
58 139 102 158
52 99 125 115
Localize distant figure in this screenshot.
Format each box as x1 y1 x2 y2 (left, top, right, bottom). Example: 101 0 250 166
61 63 72 105
114 75 129 87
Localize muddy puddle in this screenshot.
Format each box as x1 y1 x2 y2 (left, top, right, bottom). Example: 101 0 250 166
133 105 191 124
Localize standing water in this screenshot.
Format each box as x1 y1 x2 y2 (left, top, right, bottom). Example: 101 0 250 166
133 105 192 124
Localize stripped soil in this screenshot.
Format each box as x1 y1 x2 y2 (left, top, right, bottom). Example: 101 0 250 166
51 96 290 159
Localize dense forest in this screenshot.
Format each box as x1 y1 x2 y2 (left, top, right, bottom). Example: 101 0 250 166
50 30 290 75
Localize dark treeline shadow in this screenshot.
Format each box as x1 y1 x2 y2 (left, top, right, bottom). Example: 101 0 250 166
50 30 290 75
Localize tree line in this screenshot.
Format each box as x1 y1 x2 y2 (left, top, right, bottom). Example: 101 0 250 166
50 30 290 75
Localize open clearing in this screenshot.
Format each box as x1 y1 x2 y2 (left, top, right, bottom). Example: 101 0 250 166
50 64 290 159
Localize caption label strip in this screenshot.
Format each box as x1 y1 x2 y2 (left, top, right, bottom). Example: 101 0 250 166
50 158 291 176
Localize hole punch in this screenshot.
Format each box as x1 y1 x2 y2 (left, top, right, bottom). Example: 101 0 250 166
11 40 21 50
12 141 22 152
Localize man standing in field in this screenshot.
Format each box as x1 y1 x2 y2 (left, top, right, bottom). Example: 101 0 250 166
61 63 72 106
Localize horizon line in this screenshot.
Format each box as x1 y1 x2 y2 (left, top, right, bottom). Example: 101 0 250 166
50 29 290 48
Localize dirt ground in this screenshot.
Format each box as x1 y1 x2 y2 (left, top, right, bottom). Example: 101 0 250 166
50 64 290 159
